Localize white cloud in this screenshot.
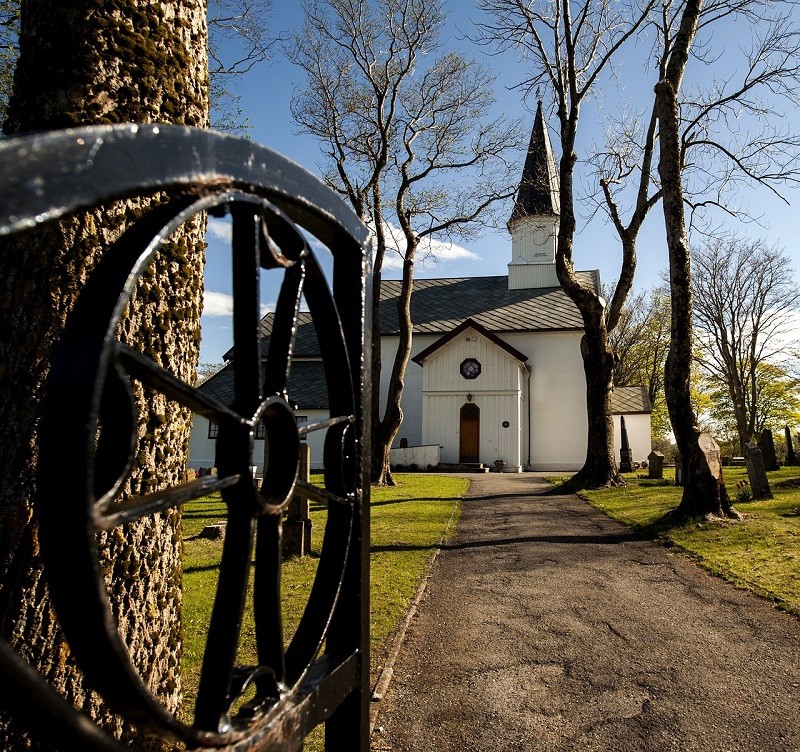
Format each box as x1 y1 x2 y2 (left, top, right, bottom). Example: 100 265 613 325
203 291 277 319
203 290 234 317
378 222 481 272
206 217 232 243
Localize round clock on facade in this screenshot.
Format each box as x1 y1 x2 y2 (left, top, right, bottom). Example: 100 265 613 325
460 357 481 379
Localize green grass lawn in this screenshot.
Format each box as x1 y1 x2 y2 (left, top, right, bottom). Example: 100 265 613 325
578 465 800 615
179 472 467 725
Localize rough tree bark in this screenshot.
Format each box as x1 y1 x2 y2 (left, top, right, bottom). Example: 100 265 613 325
655 0 737 520
0 2 209 748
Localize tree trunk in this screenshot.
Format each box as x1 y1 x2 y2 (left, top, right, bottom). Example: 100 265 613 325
371 249 416 485
0 2 209 748
560 312 623 491
555 149 623 491
655 0 736 520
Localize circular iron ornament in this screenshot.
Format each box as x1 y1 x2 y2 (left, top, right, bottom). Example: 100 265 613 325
1 125 372 749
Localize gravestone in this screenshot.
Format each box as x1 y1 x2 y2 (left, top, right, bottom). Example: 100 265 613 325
619 415 633 473
760 428 779 471
674 455 683 486
785 426 797 466
647 450 665 479
283 443 313 558
699 431 722 479
744 442 772 499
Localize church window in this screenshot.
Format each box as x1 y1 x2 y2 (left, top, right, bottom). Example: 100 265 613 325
460 358 481 379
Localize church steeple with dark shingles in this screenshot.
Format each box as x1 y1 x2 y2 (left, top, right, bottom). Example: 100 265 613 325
509 101 560 226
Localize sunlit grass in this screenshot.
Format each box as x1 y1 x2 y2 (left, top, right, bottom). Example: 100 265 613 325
580 465 800 615
179 473 467 739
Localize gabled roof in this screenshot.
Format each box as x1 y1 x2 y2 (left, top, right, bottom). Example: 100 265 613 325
199 356 329 410
509 101 560 224
412 318 529 366
611 386 652 414
379 272 598 335
223 311 320 362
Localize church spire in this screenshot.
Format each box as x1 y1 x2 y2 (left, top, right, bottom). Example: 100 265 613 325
508 101 560 226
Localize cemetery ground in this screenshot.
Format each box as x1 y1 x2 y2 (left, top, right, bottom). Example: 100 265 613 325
178 473 467 744
579 464 800 617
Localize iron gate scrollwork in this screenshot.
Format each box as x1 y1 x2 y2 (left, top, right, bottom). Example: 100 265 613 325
0 124 372 751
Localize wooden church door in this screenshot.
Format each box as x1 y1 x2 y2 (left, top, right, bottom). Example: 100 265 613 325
459 403 480 463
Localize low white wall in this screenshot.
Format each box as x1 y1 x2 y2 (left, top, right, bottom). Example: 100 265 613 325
390 444 441 469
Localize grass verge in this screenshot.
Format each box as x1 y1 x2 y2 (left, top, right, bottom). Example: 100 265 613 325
180 472 467 730
578 465 800 615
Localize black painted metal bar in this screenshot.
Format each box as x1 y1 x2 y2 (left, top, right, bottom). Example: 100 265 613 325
0 124 372 751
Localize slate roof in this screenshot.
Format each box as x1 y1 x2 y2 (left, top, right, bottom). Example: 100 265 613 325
509 101 560 223
198 358 329 410
610 386 652 414
223 311 320 362
379 272 598 335
207 270 600 410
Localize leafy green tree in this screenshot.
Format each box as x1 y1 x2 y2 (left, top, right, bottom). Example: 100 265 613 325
703 362 800 452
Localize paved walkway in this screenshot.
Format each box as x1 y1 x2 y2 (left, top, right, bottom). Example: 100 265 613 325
371 474 800 751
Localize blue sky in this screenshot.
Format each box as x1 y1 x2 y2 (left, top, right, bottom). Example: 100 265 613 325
199 1 800 363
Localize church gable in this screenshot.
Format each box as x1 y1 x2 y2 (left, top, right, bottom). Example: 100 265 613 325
413 319 527 394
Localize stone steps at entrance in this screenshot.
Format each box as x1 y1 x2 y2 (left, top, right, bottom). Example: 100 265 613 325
436 463 490 473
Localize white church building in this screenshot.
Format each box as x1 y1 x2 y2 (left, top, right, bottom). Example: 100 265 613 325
188 104 652 474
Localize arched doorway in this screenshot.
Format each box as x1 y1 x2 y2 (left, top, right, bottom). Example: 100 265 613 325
459 403 480 463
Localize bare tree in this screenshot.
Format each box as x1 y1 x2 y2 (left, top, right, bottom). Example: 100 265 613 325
653 0 740 519
653 0 800 520
693 235 800 452
289 0 520 485
477 0 656 490
208 0 276 132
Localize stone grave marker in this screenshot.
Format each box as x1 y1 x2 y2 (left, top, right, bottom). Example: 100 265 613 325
760 428 779 471
647 450 664 479
619 415 633 473
699 431 722 479
785 426 797 466
674 455 683 486
744 442 772 499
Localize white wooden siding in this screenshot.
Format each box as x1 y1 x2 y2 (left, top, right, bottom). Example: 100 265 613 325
418 327 525 468
188 409 330 473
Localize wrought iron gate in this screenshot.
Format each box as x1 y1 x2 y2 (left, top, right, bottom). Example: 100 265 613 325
0 124 372 751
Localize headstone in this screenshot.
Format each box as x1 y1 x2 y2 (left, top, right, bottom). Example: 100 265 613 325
283 443 313 558
400 437 408 448
760 429 779 471
698 431 722 479
647 450 665 479
619 415 633 473
200 523 226 540
744 442 772 499
785 426 797 466
674 455 683 486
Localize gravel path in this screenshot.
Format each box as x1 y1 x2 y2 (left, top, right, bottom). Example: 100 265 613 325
371 473 800 752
